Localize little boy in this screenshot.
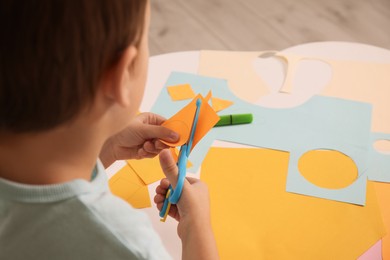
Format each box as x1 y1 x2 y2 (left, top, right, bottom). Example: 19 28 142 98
0 1 218 259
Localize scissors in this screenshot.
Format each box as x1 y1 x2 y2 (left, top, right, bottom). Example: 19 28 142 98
159 98 202 222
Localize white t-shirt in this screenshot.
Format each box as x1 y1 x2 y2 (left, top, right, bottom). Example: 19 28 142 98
0 161 172 260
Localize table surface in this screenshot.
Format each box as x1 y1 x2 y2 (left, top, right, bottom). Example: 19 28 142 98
106 42 390 260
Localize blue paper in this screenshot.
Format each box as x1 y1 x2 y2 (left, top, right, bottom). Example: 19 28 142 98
151 72 373 205
368 132 390 182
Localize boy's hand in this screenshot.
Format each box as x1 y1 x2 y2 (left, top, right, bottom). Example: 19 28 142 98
154 150 212 238
154 150 219 259
99 113 179 168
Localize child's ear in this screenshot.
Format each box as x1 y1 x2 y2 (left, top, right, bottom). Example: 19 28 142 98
101 45 138 107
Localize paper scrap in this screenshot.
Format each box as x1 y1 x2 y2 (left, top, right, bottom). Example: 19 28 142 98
109 164 151 208
167 83 196 101
201 147 385 260
211 97 233 112
205 90 212 102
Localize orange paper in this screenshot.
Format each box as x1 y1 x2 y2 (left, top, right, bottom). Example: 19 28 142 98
205 90 212 102
109 164 151 209
170 147 192 168
201 147 385 260
167 83 196 101
211 97 233 112
161 94 220 148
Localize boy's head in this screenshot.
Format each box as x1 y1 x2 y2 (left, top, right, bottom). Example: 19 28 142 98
0 0 149 133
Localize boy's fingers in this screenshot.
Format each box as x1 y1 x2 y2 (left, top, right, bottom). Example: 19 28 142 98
155 178 170 193
155 185 167 195
143 141 160 154
154 140 170 150
141 124 179 143
159 150 179 188
154 194 165 204
139 112 166 126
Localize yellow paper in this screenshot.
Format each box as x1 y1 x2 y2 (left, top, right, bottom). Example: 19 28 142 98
127 158 165 185
201 147 385 260
161 94 220 148
167 83 196 101
374 182 390 259
109 164 151 209
211 97 234 112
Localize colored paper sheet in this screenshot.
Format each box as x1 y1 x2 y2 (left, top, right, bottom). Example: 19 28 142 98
368 132 390 182
374 182 390 260
358 240 382 260
200 147 385 260
319 60 390 134
287 147 368 205
167 83 196 101
151 72 372 205
109 164 151 209
211 97 233 112
160 94 219 149
274 54 390 182
199 50 270 102
127 158 165 185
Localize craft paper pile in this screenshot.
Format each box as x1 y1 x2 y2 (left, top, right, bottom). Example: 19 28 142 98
198 50 390 183
197 50 390 258
151 71 372 206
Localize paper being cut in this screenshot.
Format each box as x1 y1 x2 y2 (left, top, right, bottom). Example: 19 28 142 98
160 93 219 149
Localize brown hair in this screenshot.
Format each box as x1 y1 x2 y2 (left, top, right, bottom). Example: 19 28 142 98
0 0 147 133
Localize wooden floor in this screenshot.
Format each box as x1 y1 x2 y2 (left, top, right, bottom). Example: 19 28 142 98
149 0 390 55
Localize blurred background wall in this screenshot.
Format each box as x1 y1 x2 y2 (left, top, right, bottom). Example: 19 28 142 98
149 0 390 55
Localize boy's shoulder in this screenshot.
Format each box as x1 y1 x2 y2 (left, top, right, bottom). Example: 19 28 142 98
0 162 171 260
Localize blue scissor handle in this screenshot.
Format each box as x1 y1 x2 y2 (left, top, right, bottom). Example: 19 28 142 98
159 185 172 218
169 146 188 204
158 145 188 218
